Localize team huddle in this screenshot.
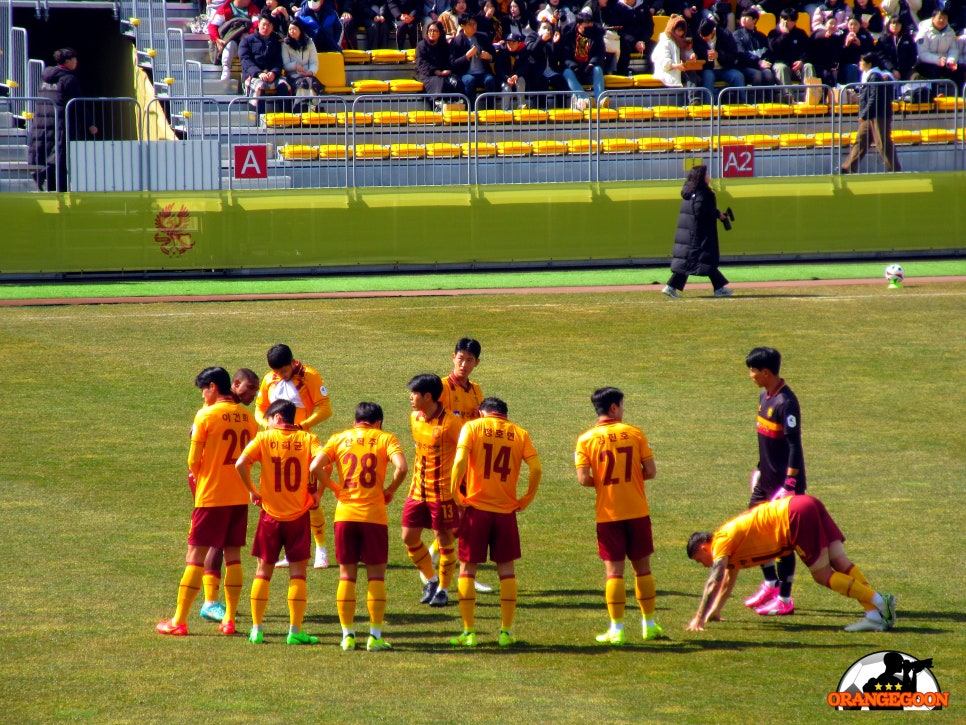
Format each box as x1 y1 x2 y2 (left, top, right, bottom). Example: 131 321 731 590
156 341 896 650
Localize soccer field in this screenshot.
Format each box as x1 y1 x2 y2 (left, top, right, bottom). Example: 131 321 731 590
1 282 963 723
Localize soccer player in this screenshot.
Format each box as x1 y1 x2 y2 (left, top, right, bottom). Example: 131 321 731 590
235 399 327 645
157 367 258 637
402 373 462 607
255 343 333 570
743 347 807 617
310 402 408 652
575 387 666 645
198 367 261 623
439 337 484 424
685 495 897 632
449 397 541 647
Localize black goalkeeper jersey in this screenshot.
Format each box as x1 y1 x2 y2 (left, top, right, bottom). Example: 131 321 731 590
755 381 806 494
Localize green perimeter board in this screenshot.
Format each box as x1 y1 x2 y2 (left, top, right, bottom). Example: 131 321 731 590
1 173 962 274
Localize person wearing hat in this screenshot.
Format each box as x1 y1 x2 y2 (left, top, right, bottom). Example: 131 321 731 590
240 15 294 98
495 31 533 107
692 17 746 102
559 9 606 110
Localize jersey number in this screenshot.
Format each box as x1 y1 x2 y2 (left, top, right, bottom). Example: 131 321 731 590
599 446 633 485
221 429 252 465
271 456 302 492
482 443 512 482
342 452 379 489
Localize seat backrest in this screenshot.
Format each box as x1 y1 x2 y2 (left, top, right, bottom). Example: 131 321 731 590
756 13 776 36
652 15 670 41
315 52 346 88
796 11 811 34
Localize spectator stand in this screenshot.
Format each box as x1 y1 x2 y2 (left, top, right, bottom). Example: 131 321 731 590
0 96 54 192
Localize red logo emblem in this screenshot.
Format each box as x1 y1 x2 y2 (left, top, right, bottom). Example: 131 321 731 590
154 204 194 257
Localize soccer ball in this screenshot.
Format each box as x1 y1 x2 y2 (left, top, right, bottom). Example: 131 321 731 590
884 264 904 285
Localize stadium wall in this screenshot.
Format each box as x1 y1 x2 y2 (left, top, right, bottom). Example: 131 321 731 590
1 173 962 276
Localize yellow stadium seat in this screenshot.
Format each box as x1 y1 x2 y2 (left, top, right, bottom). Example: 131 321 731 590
755 103 793 117
461 142 497 157
341 49 370 64
779 133 814 148
390 143 425 158
586 108 619 121
513 108 549 123
354 143 390 158
443 110 471 124
898 99 935 113
278 144 317 160
712 135 742 149
919 128 955 143
838 103 859 115
337 111 373 126
651 15 669 41
477 109 514 124
352 79 390 93
674 136 710 151
651 105 687 120
372 111 408 125
424 142 462 158
316 52 352 94
638 137 674 152
408 110 443 124
935 95 964 111
619 106 654 120
813 132 850 146
792 103 829 116
263 112 301 128
370 49 408 63
720 104 756 118
389 79 424 93
797 12 811 33
496 141 532 156
604 74 634 89
890 129 921 145
601 138 640 153
301 111 338 126
531 140 568 155
405 48 416 62
632 74 664 88
756 13 776 35
687 105 715 119
549 108 585 122
319 144 352 158
566 138 598 154
957 128 966 142
743 134 780 148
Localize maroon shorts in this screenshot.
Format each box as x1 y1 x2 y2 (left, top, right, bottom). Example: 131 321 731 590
457 507 521 564
596 516 654 562
251 509 311 563
401 496 459 532
335 521 389 566
788 495 845 567
188 504 248 548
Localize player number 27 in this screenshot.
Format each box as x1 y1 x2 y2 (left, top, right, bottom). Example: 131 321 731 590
599 446 633 485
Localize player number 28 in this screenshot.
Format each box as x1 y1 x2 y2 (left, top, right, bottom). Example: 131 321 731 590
341 452 379 489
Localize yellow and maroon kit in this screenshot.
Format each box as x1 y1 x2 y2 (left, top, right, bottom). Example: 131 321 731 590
712 496 795 569
456 414 539 514
323 424 404 526
407 405 461 503
241 426 322 522
254 362 331 430
189 399 258 508
574 419 654 523
439 374 483 426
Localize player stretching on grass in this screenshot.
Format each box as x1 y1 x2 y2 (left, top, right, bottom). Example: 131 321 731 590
236 400 327 645
449 397 541 647
575 387 667 645
686 495 896 632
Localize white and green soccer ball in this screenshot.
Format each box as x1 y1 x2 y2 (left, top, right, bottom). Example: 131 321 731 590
884 264 904 285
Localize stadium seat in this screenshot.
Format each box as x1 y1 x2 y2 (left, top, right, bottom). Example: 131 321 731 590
461 142 497 157
408 110 443 124
371 49 408 63
651 106 687 120
372 111 408 125
778 133 814 147
389 79 424 93
301 112 338 126
935 96 964 111
342 49 371 64
549 109 584 122
619 106 654 120
756 13 776 35
638 137 674 152
566 138 598 154
353 79 390 93
278 144 318 160
632 74 664 88
673 136 710 151
316 53 353 94
355 143 391 158
838 102 859 115
743 134 780 148
319 144 352 158
651 15 670 41
405 49 416 63
496 141 532 156
793 103 830 116
897 99 935 113
390 143 425 158
586 107 618 121
919 128 955 143
957 128 966 142
687 105 715 119
263 112 301 128
813 132 850 146
477 109 514 124
425 142 462 157
756 103 794 117
601 138 640 153
712 135 742 149
531 140 568 155
720 104 756 118
890 129 921 144
513 108 549 123
443 110 471 124
337 111 373 126
604 74 634 89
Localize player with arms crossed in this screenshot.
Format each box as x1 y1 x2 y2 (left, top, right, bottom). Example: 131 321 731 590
255 343 333 570
686 495 897 632
743 346 807 617
235 399 327 645
311 402 408 652
449 397 541 647
402 374 463 608
157 367 258 637
575 387 667 645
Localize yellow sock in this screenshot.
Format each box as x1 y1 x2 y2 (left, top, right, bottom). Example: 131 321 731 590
828 571 876 607
250 576 270 626
438 546 458 590
224 561 243 621
458 575 476 631
407 542 437 581
203 570 221 604
173 564 204 625
635 573 657 618
337 578 356 630
287 576 307 629
367 577 386 630
605 576 626 624
847 565 876 612
500 575 517 632
310 506 326 549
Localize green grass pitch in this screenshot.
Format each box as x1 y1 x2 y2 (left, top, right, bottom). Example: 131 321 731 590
1 281 963 723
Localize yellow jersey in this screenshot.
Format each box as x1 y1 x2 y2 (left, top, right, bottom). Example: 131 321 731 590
574 419 654 523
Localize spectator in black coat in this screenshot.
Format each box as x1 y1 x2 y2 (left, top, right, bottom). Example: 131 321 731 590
874 14 917 79
838 15 876 83
450 13 499 103
387 0 421 48
662 164 734 299
806 16 845 86
416 21 468 93
240 16 294 96
734 9 778 85
765 7 814 85
693 18 746 102
524 21 568 98
840 53 901 172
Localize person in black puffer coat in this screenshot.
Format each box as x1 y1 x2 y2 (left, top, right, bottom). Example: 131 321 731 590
27 48 98 192
662 164 734 298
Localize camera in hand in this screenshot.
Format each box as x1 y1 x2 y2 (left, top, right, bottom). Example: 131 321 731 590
721 206 735 231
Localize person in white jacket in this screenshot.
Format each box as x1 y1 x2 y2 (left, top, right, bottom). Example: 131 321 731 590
913 8 963 86
651 14 699 92
282 16 323 97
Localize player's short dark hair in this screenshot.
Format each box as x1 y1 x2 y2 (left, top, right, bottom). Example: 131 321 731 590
195 366 232 394
408 373 443 401
779 7 798 21
266 399 296 424
454 337 482 358
233 367 259 386
266 343 294 369
741 7 759 19
479 396 508 416
745 346 781 375
355 402 384 424
53 48 77 65
686 531 713 560
591 387 624 416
